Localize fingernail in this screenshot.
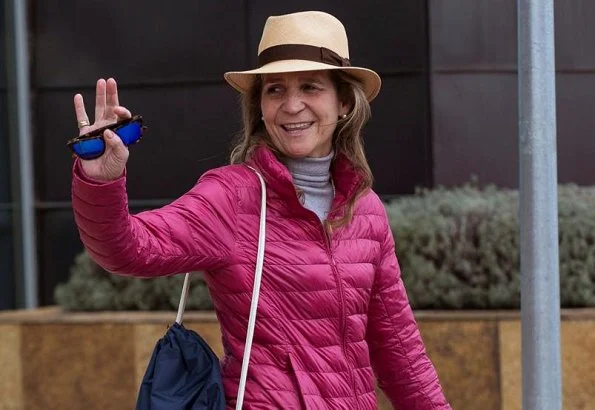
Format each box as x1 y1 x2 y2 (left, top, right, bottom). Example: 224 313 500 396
104 130 113 139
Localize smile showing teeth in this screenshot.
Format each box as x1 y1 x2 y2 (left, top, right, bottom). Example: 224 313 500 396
282 122 312 131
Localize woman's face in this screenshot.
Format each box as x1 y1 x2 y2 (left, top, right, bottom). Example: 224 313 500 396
260 70 347 158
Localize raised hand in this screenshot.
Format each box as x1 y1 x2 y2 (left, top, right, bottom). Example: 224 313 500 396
73 78 132 181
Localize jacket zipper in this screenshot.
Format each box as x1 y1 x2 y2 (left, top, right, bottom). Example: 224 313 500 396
321 222 357 401
321 224 346 355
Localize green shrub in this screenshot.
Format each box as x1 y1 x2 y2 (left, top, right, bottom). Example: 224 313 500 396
390 183 595 309
56 183 595 310
54 252 213 311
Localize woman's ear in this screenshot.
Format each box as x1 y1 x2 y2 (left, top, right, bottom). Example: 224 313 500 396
339 101 351 117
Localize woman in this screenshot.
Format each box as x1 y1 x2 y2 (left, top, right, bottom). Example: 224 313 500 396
71 11 450 409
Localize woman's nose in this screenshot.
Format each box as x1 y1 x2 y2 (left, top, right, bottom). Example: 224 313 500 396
281 91 305 114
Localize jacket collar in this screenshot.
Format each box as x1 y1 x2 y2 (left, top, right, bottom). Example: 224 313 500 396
247 145 362 219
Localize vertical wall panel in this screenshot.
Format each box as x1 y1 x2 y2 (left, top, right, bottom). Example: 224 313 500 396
429 0 595 190
365 75 432 193
554 1 595 70
0 0 11 202
39 205 163 305
37 210 80 305
0 92 10 202
430 0 517 70
0 0 16 309
432 74 518 188
33 1 248 87
0 211 15 309
556 74 595 184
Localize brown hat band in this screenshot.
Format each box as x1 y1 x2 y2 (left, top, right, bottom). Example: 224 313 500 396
258 44 351 68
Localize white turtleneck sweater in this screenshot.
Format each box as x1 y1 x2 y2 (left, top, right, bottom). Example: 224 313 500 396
284 151 335 221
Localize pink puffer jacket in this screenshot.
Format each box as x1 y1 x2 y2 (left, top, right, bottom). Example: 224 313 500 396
72 146 450 409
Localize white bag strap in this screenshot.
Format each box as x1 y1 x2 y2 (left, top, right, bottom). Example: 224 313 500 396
236 166 266 409
175 272 191 325
174 166 267 410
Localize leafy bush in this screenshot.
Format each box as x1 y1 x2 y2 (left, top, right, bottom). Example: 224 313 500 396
56 183 595 310
54 252 213 311
390 183 595 309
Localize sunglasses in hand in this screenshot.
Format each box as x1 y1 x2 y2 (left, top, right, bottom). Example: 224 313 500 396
67 115 146 160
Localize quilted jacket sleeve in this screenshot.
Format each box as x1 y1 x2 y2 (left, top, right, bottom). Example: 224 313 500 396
71 160 237 277
366 215 451 409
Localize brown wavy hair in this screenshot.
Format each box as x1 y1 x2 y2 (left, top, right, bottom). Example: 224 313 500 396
229 70 373 228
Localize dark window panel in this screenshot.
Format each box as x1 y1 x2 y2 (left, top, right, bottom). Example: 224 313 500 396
34 76 432 200
433 72 595 189
430 0 595 72
429 0 517 71
37 209 81 306
431 73 519 188
0 210 15 309
365 74 432 195
1 0 13 310
38 205 174 306
556 74 595 184
0 90 10 202
249 0 428 73
35 84 241 201
0 1 5 88
33 1 247 88
554 1 595 70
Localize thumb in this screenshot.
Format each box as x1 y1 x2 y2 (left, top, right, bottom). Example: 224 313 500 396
104 130 129 161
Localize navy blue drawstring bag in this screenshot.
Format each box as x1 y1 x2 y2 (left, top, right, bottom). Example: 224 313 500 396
135 322 226 410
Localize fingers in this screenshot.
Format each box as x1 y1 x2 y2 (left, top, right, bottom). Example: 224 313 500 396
75 77 130 135
73 93 90 126
113 106 132 120
106 78 119 113
95 79 107 121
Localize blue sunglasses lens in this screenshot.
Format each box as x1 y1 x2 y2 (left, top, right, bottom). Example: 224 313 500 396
71 138 105 159
115 122 142 145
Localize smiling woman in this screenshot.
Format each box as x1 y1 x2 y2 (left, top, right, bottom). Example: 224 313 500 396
70 10 451 409
260 71 346 158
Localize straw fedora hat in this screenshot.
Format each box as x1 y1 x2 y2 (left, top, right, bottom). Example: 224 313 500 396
224 11 382 102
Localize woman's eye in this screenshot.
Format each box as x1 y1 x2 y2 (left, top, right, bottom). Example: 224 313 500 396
265 85 282 94
303 84 319 91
